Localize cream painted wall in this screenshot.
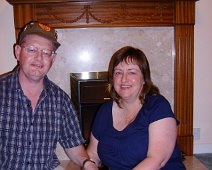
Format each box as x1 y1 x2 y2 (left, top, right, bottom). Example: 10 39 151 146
0 0 16 73
193 0 212 153
0 0 212 154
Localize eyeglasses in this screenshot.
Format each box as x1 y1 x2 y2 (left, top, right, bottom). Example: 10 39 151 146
21 45 56 59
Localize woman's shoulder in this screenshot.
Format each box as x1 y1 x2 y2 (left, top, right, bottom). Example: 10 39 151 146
94 101 113 120
99 101 113 110
145 94 170 107
92 101 113 138
142 94 175 122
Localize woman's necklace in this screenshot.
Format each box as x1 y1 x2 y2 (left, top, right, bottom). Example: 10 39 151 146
122 103 142 125
113 101 142 131
124 112 138 124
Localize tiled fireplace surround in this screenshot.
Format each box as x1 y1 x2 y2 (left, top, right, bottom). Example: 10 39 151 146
49 27 175 107
51 27 174 159
7 0 197 158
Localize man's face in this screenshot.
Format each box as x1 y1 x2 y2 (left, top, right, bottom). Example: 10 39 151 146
15 34 56 83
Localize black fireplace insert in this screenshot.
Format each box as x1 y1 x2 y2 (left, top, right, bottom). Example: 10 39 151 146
70 71 111 145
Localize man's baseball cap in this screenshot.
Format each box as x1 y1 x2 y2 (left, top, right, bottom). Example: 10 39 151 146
18 21 60 49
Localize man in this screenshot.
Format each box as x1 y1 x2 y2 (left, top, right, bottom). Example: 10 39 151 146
0 21 98 170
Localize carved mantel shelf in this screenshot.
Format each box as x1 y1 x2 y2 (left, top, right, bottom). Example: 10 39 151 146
7 0 198 155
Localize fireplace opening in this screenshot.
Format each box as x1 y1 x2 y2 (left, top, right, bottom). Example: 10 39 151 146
70 71 111 145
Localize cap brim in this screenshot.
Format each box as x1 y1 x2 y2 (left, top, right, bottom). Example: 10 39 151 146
20 31 60 49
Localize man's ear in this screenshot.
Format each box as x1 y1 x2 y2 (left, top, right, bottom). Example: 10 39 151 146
14 44 21 61
52 54 57 63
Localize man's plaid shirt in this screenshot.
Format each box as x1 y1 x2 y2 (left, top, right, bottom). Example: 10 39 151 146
0 68 84 170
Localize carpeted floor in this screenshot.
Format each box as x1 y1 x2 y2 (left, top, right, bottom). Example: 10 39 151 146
195 153 212 170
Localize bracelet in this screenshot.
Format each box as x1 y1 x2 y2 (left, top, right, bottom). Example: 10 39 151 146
82 158 95 168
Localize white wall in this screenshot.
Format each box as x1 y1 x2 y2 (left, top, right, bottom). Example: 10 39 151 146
0 0 16 73
193 0 212 153
1 0 212 154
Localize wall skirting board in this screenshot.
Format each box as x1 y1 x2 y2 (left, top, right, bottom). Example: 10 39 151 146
194 144 212 154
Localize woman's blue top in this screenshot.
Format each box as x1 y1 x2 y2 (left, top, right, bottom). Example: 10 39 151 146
92 95 186 170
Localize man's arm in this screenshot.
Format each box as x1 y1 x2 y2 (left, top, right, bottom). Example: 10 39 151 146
65 144 98 170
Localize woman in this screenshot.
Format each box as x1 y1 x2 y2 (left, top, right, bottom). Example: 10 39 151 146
87 46 186 170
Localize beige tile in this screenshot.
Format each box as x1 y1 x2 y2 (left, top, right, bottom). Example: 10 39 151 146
184 156 208 170
60 160 80 170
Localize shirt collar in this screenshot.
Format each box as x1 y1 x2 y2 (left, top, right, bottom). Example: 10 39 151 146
10 67 22 91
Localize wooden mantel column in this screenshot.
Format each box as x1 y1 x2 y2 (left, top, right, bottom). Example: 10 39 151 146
12 3 35 38
7 0 198 156
175 0 195 155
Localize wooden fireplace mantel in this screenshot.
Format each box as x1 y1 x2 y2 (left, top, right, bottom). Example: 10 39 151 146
7 0 198 155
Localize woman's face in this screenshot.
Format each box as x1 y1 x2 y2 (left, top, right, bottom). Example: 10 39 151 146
113 60 145 102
